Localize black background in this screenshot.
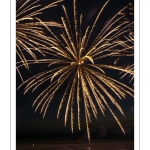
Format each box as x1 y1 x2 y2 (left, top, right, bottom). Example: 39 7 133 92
16 0 134 142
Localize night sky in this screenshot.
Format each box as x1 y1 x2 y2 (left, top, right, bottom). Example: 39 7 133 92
16 0 134 141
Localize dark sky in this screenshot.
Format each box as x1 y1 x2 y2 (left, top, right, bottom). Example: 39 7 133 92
16 0 134 140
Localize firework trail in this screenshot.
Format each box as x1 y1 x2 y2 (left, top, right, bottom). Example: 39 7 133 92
120 64 134 84
16 0 63 81
114 2 134 85
119 31 134 85
18 0 134 142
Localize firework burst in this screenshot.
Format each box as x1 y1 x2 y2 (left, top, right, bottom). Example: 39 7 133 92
119 30 134 85
114 2 134 85
120 64 134 85
18 0 134 142
16 0 63 81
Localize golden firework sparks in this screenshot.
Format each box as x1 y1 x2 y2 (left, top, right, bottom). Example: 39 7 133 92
18 0 134 143
16 0 63 81
120 64 134 86
114 2 134 85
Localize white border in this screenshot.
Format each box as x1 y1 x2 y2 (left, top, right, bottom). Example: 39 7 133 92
0 0 11 149
140 0 150 150
11 0 16 149
135 0 140 150
8 0 140 150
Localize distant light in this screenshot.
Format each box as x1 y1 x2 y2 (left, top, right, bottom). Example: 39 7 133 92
33 144 34 146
